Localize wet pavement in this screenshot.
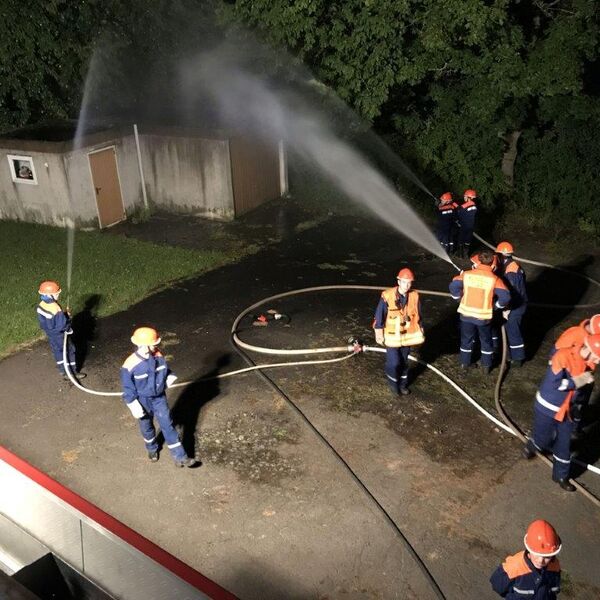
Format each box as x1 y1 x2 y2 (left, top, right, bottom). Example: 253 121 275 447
2 197 600 599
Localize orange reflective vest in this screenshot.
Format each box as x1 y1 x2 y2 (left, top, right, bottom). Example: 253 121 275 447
381 288 424 347
456 266 505 321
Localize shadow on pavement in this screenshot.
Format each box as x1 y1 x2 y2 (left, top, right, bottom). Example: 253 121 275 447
72 294 101 371
171 352 232 458
523 255 593 359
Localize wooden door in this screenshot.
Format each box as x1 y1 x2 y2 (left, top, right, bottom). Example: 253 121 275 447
88 147 125 228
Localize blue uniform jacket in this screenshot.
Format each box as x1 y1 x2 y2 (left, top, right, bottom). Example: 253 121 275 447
490 551 560 599
36 297 71 338
373 290 423 329
120 350 174 404
497 257 528 310
536 348 586 419
437 202 457 228
457 200 477 228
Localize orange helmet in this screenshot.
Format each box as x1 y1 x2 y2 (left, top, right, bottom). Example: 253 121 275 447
584 334 600 360
524 520 561 557
38 280 61 295
131 327 161 346
496 241 514 255
397 268 415 281
464 189 477 199
440 192 453 203
588 314 600 335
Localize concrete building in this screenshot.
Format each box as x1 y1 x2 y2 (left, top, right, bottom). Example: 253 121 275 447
0 123 287 228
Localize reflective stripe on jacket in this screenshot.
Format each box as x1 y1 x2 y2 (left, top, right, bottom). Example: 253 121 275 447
376 288 424 348
536 347 587 422
37 299 70 337
450 265 509 321
120 350 173 403
498 258 528 309
490 551 560 600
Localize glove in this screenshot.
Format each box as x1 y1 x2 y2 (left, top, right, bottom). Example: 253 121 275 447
502 310 511 320
65 328 73 335
374 329 385 345
126 399 145 419
166 374 178 388
572 371 594 389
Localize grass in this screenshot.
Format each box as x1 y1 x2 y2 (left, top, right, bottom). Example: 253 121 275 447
0 220 244 358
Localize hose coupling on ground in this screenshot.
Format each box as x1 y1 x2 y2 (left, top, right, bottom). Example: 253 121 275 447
347 336 364 354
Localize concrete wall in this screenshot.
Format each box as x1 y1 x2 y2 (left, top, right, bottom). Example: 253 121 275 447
140 134 235 221
0 146 72 226
0 127 261 227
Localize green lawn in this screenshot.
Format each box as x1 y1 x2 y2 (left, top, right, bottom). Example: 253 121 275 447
0 221 240 358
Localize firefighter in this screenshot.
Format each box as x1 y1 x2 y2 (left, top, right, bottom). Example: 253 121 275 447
522 334 600 491
495 241 528 366
456 189 478 258
36 280 86 380
490 519 562 599
373 268 424 395
550 315 600 433
449 251 510 373
436 192 458 253
121 327 196 467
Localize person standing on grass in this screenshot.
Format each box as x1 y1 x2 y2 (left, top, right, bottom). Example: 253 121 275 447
121 326 196 467
36 280 86 381
490 519 562 599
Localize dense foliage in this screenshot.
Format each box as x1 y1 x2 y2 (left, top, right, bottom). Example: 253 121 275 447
222 0 600 230
1 1 598 230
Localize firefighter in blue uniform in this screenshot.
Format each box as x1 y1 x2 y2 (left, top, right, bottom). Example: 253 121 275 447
373 268 424 396
456 188 478 257
522 334 600 491
121 326 196 467
436 192 458 254
490 519 562 599
495 241 528 366
449 252 510 373
36 280 85 380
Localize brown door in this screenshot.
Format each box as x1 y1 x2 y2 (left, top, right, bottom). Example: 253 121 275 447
88 147 125 228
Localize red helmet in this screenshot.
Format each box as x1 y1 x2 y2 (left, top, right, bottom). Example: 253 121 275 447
524 520 561 557
131 327 161 346
38 280 61 295
464 189 477 199
440 192 453 203
397 268 415 281
496 241 514 255
588 314 600 335
584 334 600 360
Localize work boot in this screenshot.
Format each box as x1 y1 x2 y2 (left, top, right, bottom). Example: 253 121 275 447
481 366 492 375
553 477 576 492
460 362 471 370
398 387 410 396
510 360 524 368
147 451 159 462
521 443 536 460
176 456 197 468
76 371 87 379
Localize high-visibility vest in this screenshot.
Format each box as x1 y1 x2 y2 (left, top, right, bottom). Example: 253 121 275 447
381 288 424 347
457 269 498 320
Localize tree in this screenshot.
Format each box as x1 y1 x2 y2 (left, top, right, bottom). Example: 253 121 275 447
222 0 600 229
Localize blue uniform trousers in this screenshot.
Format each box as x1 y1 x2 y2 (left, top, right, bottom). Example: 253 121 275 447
137 395 187 461
460 319 494 367
492 308 526 361
47 334 76 374
530 409 573 481
437 220 454 251
385 347 411 393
